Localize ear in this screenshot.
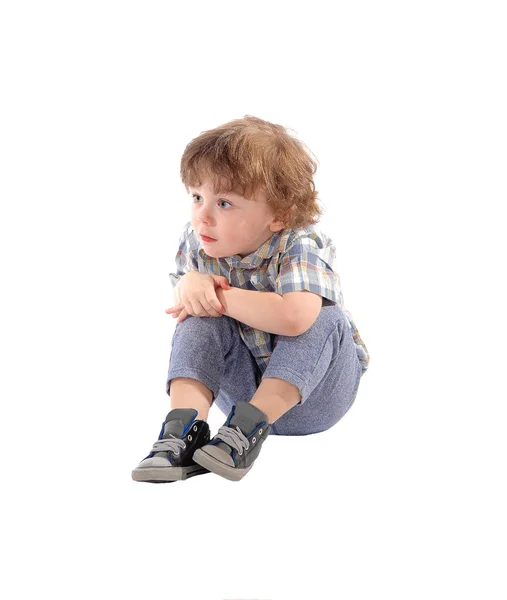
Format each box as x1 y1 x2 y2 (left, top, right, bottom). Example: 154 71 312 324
269 218 286 232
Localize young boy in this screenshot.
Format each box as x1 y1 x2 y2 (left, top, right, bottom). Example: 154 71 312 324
132 115 369 483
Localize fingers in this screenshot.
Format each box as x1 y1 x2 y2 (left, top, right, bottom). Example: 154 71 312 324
182 289 224 317
189 297 207 317
212 275 231 289
166 302 220 319
205 291 225 314
165 306 183 320
166 279 227 320
166 300 223 320
165 306 182 314
176 307 189 323
200 295 223 317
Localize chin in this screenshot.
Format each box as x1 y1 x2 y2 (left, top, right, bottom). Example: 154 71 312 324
201 241 242 259
202 247 223 258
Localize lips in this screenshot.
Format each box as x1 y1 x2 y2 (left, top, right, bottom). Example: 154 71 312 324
200 234 216 242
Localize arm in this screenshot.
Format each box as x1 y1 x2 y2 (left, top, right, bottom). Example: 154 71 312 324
215 286 297 336
281 290 323 335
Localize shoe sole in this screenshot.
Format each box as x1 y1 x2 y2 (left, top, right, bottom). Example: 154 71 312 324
131 464 209 483
193 448 252 481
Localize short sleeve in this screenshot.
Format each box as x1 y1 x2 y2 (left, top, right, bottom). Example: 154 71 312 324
168 223 199 288
274 234 342 306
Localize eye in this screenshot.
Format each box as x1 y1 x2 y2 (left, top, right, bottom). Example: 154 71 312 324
192 195 232 210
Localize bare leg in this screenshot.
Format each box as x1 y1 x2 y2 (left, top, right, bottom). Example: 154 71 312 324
249 377 301 423
169 377 213 420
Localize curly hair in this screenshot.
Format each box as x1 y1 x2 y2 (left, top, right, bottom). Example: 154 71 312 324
180 115 323 230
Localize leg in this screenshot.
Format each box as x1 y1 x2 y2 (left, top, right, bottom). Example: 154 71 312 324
166 313 259 419
133 314 259 484
250 377 301 423
259 304 363 435
170 378 213 420
191 305 363 482
164 315 267 482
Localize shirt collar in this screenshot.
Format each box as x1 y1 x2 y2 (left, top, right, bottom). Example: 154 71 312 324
196 229 289 269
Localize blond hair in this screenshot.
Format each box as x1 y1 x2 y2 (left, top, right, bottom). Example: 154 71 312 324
180 115 323 229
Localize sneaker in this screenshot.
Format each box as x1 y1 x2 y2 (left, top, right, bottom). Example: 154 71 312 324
193 401 271 481
132 408 210 483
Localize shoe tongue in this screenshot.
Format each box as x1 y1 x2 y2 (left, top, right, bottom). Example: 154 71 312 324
229 402 267 435
162 408 197 439
215 402 267 456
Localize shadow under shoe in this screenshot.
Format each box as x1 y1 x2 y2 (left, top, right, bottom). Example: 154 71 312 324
193 401 271 481
132 408 210 483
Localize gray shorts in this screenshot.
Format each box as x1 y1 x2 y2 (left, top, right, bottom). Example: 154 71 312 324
166 304 363 436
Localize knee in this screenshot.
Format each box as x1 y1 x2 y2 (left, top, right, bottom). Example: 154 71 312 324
292 305 347 353
317 305 350 348
175 314 234 333
172 314 238 349
316 304 347 331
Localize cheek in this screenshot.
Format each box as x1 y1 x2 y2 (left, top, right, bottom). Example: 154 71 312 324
226 222 251 245
235 216 254 234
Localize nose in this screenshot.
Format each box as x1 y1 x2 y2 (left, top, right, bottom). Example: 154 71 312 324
197 201 214 225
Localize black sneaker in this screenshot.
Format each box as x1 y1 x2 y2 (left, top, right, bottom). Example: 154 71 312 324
132 408 210 483
193 401 271 481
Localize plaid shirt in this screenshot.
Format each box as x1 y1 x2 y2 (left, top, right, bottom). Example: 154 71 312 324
169 221 369 376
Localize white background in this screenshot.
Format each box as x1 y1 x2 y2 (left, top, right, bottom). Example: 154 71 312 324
1 1 506 599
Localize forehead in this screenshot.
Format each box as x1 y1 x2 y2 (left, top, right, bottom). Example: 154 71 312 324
190 185 243 198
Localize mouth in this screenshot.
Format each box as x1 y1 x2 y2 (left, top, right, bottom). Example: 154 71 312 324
200 234 217 242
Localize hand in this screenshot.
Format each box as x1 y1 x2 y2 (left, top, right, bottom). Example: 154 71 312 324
165 271 231 323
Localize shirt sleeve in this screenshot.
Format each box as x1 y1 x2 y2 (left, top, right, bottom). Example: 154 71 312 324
168 223 199 288
274 234 343 306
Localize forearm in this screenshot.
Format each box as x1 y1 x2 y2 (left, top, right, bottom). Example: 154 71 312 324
215 286 296 336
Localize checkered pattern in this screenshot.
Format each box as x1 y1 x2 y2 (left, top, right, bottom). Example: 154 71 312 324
169 221 369 376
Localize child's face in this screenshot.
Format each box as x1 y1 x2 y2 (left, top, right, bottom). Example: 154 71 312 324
189 180 285 259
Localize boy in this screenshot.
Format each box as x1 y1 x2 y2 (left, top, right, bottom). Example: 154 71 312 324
132 115 369 483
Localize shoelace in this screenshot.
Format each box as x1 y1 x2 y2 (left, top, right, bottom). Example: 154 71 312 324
215 425 250 455
151 435 186 456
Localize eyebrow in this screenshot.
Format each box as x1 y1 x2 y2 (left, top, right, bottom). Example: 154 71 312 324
190 189 244 200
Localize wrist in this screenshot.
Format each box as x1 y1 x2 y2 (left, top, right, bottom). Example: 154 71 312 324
216 286 227 311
